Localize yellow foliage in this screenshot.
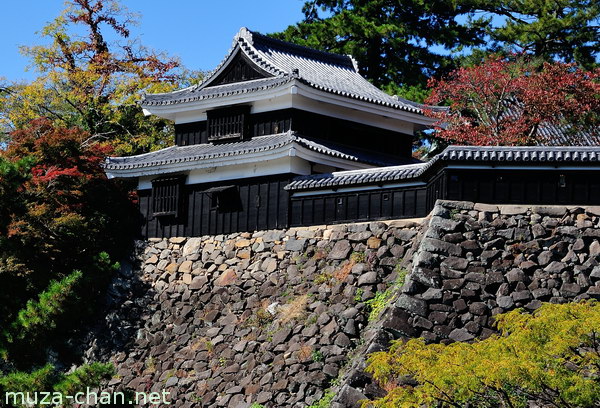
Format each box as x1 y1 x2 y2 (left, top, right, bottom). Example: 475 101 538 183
0 0 201 155
364 301 600 408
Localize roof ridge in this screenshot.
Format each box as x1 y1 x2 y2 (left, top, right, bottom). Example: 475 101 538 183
237 37 288 77
187 27 287 92
330 161 428 176
106 145 178 163
444 145 600 151
245 29 356 71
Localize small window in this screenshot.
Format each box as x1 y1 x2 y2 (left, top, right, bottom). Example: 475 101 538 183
204 185 241 212
207 106 250 142
152 176 185 217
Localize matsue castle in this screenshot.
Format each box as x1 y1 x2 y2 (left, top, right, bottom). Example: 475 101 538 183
105 28 600 238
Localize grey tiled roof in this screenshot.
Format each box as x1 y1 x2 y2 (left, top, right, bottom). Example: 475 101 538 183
142 28 426 114
536 123 600 146
286 145 600 191
285 162 431 191
105 132 395 171
439 145 600 162
140 76 293 106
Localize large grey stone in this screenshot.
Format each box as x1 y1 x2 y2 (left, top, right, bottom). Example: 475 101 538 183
412 267 441 288
474 203 499 212
357 271 378 286
285 238 306 251
532 206 567 216
329 240 352 260
430 216 461 232
544 261 566 273
182 238 202 256
262 230 285 242
420 238 462 256
499 205 528 215
394 229 418 241
441 257 469 270
437 200 474 210
497 295 514 309
396 294 428 316
560 283 581 297
336 385 367 408
449 328 475 342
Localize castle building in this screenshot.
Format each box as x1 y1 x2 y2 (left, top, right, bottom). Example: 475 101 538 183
105 28 600 238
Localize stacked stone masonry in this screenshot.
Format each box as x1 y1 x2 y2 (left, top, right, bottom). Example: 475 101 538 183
333 201 600 407
84 219 422 407
84 200 600 408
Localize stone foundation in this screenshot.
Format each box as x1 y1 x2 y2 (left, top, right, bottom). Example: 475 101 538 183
335 201 600 406
82 200 600 408
83 220 422 407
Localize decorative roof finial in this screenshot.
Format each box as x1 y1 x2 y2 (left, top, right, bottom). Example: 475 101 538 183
236 27 253 44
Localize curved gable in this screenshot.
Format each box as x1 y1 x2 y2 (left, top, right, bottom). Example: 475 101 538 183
209 51 273 86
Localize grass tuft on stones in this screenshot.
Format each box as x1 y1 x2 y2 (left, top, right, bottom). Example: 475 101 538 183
366 267 408 322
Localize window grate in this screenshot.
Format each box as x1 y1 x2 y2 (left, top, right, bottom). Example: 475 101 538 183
207 106 250 142
152 176 184 217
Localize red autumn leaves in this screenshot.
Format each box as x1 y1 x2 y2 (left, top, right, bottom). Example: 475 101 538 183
425 56 600 146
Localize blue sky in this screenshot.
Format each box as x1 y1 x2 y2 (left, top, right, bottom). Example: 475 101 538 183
0 0 306 82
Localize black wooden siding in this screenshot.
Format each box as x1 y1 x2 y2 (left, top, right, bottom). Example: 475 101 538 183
137 166 600 238
289 186 428 227
426 170 446 211
444 169 600 204
210 52 269 86
138 175 291 239
174 108 413 160
175 121 207 146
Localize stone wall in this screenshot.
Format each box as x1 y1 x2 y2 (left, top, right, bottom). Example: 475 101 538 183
83 200 600 408
83 220 423 408
401 201 600 342
334 201 600 406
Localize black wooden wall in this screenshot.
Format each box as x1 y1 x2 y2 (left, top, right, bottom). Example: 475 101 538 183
444 169 600 204
136 166 600 238
138 175 291 239
174 108 413 161
289 186 428 227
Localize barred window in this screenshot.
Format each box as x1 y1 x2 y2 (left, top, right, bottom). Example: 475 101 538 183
203 185 241 212
152 176 185 217
207 106 250 142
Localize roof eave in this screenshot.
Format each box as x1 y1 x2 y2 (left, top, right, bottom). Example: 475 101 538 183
294 83 437 127
142 79 437 130
105 140 376 179
140 80 296 120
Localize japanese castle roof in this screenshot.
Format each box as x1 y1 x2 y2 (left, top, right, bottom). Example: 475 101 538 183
285 162 431 191
104 131 410 178
141 27 427 114
285 145 600 191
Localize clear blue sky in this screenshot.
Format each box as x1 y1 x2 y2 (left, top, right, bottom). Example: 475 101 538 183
0 0 306 82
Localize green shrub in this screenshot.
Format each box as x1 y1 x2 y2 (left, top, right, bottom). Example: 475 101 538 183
308 390 335 408
365 301 600 408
